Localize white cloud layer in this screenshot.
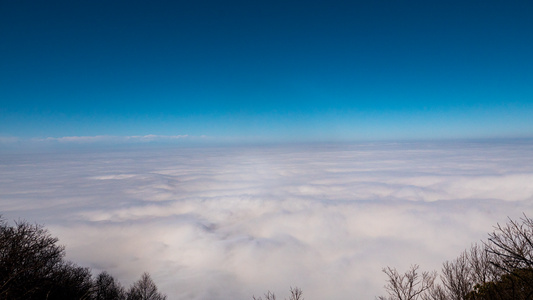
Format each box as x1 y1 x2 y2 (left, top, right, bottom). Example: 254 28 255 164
1 140 532 299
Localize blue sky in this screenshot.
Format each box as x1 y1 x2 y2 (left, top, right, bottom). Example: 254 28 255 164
1 0 532 142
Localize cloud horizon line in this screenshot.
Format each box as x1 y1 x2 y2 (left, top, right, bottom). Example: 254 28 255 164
2 135 533 148
0 134 198 144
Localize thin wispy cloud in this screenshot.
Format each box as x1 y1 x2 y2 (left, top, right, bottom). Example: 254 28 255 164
0 136 20 143
32 134 190 143
1 140 532 299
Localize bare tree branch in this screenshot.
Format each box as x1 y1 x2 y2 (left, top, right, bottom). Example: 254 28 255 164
379 265 436 300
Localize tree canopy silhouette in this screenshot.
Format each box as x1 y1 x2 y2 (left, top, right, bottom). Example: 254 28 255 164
0 217 165 300
378 214 533 300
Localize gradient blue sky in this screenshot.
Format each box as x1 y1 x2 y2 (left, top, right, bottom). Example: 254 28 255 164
1 0 532 142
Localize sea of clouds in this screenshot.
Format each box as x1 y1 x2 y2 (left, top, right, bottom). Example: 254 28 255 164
1 140 532 299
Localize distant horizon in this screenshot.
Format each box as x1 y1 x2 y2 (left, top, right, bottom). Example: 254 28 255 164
2 133 533 151
3 131 533 143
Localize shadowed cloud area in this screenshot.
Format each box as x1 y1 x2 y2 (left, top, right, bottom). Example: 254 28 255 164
1 140 532 299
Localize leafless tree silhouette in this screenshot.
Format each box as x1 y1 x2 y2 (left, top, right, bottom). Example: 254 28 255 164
0 218 65 299
253 287 304 300
253 290 277 300
126 272 167 300
378 264 437 300
95 271 126 300
287 286 303 300
379 214 533 300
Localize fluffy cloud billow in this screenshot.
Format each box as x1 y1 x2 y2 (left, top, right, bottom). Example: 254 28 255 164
1 140 532 299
